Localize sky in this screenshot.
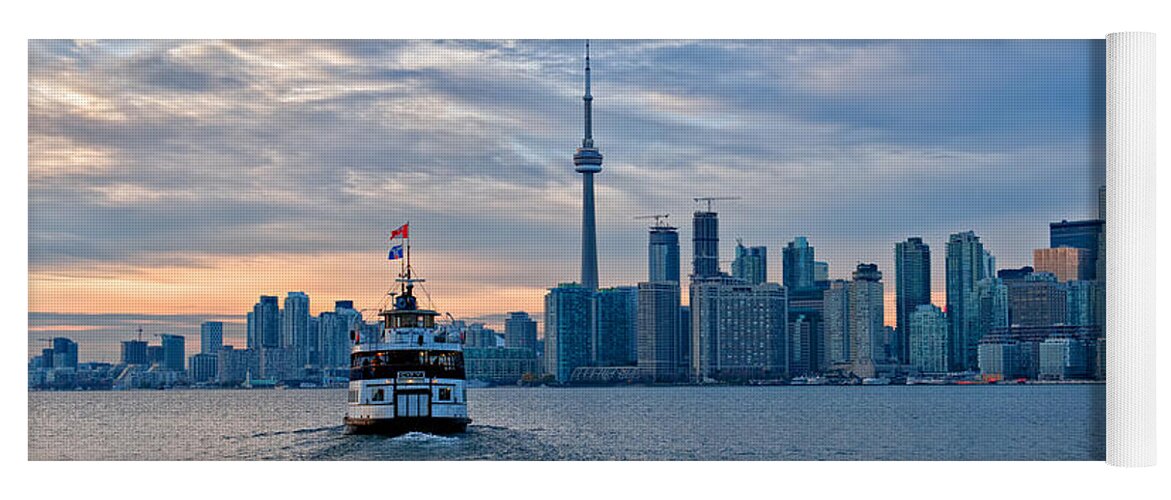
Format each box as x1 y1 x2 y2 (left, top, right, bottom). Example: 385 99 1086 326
28 39 1105 363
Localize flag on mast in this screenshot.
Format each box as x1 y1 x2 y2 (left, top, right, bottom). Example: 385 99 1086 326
390 223 409 240
388 245 404 260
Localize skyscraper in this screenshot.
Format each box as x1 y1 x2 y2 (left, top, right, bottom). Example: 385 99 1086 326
692 211 720 278
282 291 310 364
1050 219 1104 281
823 280 851 365
848 263 884 377
1007 272 1068 327
50 337 78 370
1033 247 1091 282
200 321 223 355
637 281 683 382
813 261 830 284
946 231 987 371
159 334 185 372
573 41 603 291
648 221 680 283
544 283 594 383
1067 280 1099 327
894 237 931 364
788 287 826 374
251 296 281 350
731 241 767 285
909 304 948 374
504 311 538 353
319 300 363 371
121 340 148 365
592 286 638 367
782 236 816 291
690 277 788 382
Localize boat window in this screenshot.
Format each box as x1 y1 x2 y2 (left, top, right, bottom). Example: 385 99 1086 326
350 349 465 380
372 388 384 402
388 314 436 329
437 387 452 401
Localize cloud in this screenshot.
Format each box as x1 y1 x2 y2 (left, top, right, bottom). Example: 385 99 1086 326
28 40 1104 347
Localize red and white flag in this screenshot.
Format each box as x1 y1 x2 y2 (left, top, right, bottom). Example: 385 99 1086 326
389 223 409 240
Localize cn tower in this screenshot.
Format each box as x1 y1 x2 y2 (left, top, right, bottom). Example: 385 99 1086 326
573 41 603 290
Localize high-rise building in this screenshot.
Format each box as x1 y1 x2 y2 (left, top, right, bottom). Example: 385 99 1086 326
690 277 788 382
894 237 932 364
1033 247 1091 282
189 353 218 383
217 346 260 385
648 222 680 283
678 305 691 377
318 300 363 371
121 340 148 365
159 334 185 372
465 323 500 348
200 321 223 355
788 313 815 376
1050 219 1104 281
504 312 538 353
260 346 301 381
593 286 638 367
637 281 683 382
848 264 884 377
909 304 948 374
1067 280 1099 327
813 261 830 284
251 296 281 349
1007 272 1068 327
946 231 987 371
692 211 720 278
731 241 767 285
971 278 1010 349
282 292 310 364
788 288 826 374
544 283 594 383
782 236 816 291
823 280 851 365
50 337 78 370
573 42 603 291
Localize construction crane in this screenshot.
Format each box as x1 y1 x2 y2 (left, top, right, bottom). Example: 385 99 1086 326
634 214 671 227
693 196 741 212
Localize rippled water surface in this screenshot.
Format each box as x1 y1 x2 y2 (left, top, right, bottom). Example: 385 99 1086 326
29 385 1104 460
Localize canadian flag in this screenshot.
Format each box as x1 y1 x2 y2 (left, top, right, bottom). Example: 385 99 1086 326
389 223 409 240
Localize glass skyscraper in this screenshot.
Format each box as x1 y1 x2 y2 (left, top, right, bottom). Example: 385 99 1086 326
731 241 767 285
782 236 816 291
946 231 987 371
544 283 595 383
1049 219 1104 281
200 321 223 355
894 237 931 364
692 211 720 278
648 223 680 283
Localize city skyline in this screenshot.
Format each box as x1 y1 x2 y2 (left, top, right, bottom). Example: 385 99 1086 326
29 40 1104 362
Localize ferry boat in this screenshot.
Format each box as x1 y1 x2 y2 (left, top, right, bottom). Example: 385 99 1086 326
343 238 470 435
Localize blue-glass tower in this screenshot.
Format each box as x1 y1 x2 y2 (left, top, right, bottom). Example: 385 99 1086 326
574 41 603 290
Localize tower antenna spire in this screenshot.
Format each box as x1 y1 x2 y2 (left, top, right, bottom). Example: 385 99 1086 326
582 40 593 147
573 40 603 290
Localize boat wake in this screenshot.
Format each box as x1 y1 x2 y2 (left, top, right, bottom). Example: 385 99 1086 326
390 431 461 444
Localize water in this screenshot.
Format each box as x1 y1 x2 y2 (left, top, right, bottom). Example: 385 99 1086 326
28 385 1105 460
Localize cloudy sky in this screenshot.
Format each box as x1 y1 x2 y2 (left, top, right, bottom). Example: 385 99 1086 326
28 39 1104 362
